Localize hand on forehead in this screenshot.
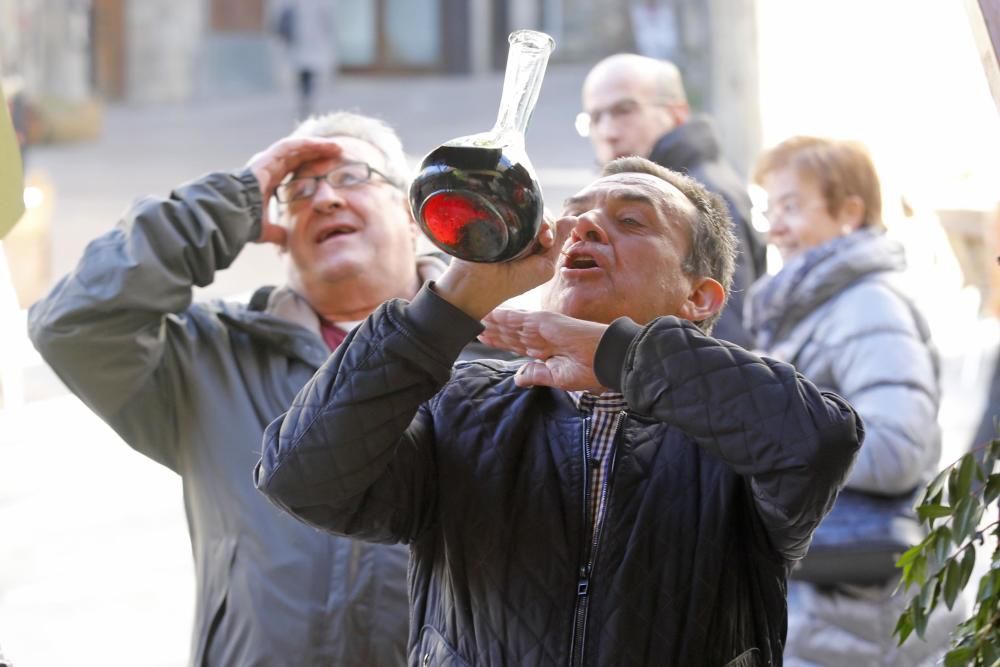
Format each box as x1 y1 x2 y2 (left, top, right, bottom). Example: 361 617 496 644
291 136 383 176
247 136 344 201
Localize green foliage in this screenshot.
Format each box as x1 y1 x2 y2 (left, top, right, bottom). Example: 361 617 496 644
895 437 1000 666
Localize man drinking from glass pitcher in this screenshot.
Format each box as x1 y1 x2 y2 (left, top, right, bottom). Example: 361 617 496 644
258 156 863 666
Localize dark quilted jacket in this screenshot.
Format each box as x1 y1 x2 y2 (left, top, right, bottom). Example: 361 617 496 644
257 286 863 667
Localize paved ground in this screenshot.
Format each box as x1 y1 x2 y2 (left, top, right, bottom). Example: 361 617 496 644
0 64 996 666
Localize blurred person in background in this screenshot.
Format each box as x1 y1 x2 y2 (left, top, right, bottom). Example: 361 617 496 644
629 0 680 61
748 136 962 666
579 53 766 348
27 111 504 666
272 0 338 120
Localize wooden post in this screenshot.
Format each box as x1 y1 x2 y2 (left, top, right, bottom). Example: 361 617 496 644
966 0 1000 115
966 0 1000 314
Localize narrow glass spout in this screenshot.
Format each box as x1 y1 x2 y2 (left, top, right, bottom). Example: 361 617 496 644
493 30 556 140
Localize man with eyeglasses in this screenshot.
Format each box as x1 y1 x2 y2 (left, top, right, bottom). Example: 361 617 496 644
579 53 766 348
28 111 487 666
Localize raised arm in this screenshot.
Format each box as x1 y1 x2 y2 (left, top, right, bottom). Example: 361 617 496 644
256 218 564 541
27 170 262 467
480 310 863 560
255 287 483 543
27 137 343 468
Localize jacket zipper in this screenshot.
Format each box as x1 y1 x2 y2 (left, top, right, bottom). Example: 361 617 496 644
569 410 626 667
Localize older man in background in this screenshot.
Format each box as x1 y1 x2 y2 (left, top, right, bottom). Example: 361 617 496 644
28 111 502 666
580 53 766 347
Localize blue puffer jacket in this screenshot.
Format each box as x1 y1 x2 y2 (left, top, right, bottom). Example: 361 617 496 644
257 286 863 666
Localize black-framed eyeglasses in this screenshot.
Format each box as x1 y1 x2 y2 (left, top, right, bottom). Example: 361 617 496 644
574 99 644 137
275 161 399 203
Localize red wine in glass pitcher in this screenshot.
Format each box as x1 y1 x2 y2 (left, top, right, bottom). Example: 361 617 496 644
409 30 555 263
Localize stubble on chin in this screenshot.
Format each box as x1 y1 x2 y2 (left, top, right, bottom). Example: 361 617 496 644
540 281 565 315
542 288 586 321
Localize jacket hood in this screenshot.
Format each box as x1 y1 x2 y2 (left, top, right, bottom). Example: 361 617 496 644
648 114 722 172
746 228 906 350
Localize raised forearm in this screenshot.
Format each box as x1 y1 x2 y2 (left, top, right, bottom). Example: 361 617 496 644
596 315 863 557
257 286 482 540
27 170 261 416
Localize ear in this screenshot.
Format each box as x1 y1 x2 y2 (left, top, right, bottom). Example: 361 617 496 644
667 102 690 126
403 197 420 246
837 194 866 232
274 200 291 255
678 276 726 323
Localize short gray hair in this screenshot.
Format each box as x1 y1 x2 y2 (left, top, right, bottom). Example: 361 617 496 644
292 111 411 189
601 156 735 333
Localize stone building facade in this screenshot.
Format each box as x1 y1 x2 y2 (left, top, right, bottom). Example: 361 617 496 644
1 0 760 172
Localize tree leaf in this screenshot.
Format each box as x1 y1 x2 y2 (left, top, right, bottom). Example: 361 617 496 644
959 503 984 543
958 544 977 591
943 646 974 667
912 554 928 589
988 435 1000 462
943 558 961 610
917 504 953 521
934 526 953 566
947 467 960 505
952 497 976 541
985 473 1000 505
896 543 923 569
920 467 950 506
956 454 977 499
979 569 999 602
912 596 928 638
982 640 1000 665
924 578 940 616
893 607 914 645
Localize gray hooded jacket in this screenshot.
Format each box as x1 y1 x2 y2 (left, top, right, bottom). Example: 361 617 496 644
28 169 440 666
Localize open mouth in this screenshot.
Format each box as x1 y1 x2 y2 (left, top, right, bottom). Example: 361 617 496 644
565 254 599 269
315 225 357 243
562 246 603 271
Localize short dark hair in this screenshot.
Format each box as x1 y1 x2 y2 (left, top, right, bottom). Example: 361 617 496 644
601 156 736 333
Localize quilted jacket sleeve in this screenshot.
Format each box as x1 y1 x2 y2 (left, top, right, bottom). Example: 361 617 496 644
595 316 863 560
27 170 262 470
256 285 483 544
